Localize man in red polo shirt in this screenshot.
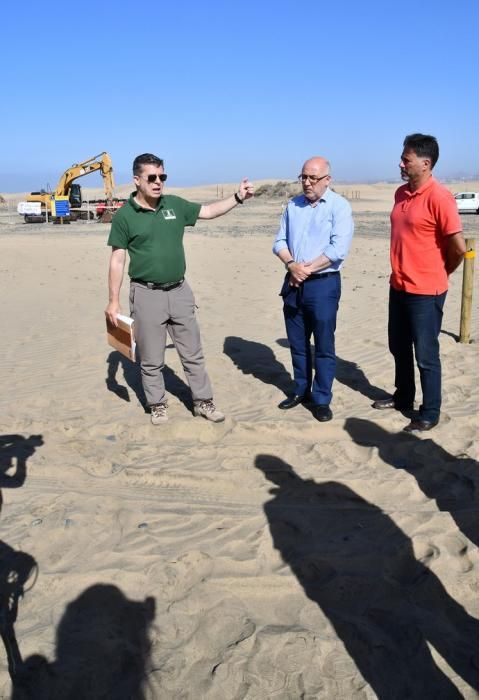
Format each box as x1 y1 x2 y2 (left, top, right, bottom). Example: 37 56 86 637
373 133 466 431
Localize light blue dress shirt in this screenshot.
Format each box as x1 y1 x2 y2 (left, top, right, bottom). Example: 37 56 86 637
273 188 354 272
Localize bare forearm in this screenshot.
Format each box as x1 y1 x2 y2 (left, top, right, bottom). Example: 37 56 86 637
446 252 464 275
276 249 332 284
277 248 294 265
199 194 240 220
276 249 310 285
199 177 254 219
108 261 124 302
445 232 466 275
307 253 332 273
105 249 126 325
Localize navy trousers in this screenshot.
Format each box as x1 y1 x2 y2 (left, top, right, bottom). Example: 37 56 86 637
283 273 341 406
388 287 446 422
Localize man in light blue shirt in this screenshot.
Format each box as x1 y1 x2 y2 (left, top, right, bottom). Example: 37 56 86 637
273 156 354 421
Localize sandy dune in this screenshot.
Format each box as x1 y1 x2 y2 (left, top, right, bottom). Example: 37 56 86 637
1 185 479 698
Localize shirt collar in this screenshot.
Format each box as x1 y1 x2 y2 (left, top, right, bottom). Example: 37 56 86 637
129 191 164 211
407 176 435 197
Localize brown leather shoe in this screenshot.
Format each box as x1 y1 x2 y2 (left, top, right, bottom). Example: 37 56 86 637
403 419 439 433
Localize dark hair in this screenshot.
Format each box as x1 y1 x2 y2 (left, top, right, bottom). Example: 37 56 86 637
403 133 439 168
133 153 164 176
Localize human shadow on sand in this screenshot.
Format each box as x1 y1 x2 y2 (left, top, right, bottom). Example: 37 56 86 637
0 543 37 686
106 351 191 411
223 336 292 395
105 351 140 404
335 357 390 402
265 338 388 403
0 434 43 495
345 418 479 550
0 435 42 684
255 454 479 699
13 584 156 700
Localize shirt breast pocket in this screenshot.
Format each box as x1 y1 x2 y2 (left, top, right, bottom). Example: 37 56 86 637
315 210 333 228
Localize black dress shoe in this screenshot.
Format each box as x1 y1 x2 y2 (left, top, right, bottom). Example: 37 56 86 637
372 398 413 411
278 394 309 410
313 404 333 422
403 419 439 433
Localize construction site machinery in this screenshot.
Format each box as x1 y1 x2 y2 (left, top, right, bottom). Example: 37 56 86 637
18 152 124 223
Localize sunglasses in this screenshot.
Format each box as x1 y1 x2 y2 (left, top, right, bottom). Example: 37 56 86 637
141 173 168 183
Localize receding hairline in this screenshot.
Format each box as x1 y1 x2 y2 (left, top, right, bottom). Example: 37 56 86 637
302 157 331 174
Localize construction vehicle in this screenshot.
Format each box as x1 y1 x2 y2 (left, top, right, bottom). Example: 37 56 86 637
18 152 124 223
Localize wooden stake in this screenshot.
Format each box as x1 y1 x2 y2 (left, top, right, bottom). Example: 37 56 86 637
459 238 476 343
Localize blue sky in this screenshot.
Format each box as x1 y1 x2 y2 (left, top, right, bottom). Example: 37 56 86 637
2 0 478 192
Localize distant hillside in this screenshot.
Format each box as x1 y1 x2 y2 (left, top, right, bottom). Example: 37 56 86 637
254 181 301 199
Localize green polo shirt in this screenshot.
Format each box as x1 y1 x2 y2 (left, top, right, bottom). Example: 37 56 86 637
107 193 201 283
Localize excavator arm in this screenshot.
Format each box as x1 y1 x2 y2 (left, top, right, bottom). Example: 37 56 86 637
54 152 115 200
21 151 120 223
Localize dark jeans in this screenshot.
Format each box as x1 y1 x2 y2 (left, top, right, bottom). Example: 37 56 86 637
388 287 446 422
283 273 341 406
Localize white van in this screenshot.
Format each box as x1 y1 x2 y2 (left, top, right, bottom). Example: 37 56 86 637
454 192 479 214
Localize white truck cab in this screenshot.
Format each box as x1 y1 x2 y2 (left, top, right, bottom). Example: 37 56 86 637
454 192 479 214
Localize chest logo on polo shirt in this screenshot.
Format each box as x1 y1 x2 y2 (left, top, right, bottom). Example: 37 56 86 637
162 209 176 220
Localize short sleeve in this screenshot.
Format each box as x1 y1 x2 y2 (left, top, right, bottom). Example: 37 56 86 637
181 199 201 227
107 212 129 248
435 191 462 237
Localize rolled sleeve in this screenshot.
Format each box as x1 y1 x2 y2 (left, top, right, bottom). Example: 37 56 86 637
273 208 289 255
323 200 354 263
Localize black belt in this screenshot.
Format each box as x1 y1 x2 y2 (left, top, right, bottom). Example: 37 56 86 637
132 278 184 291
305 271 339 280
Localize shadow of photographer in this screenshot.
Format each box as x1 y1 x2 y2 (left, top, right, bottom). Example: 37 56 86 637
344 418 479 550
255 454 479 698
0 434 42 683
13 584 156 700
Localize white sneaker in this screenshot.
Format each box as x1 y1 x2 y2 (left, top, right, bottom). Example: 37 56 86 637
193 399 225 423
150 403 168 425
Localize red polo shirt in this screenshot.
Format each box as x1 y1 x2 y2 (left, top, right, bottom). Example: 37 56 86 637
390 177 462 294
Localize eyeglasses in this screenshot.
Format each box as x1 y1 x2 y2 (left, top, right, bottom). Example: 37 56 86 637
141 173 168 183
298 174 330 184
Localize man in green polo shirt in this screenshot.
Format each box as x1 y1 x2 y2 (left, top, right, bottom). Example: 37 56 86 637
105 153 254 425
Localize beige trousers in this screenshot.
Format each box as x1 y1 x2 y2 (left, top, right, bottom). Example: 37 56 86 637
129 280 213 406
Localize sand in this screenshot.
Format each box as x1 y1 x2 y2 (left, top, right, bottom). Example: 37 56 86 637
1 183 479 698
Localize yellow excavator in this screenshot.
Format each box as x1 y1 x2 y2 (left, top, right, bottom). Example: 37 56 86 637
20 152 123 223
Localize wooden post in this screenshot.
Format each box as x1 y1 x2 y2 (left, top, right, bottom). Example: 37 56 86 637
459 238 476 343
